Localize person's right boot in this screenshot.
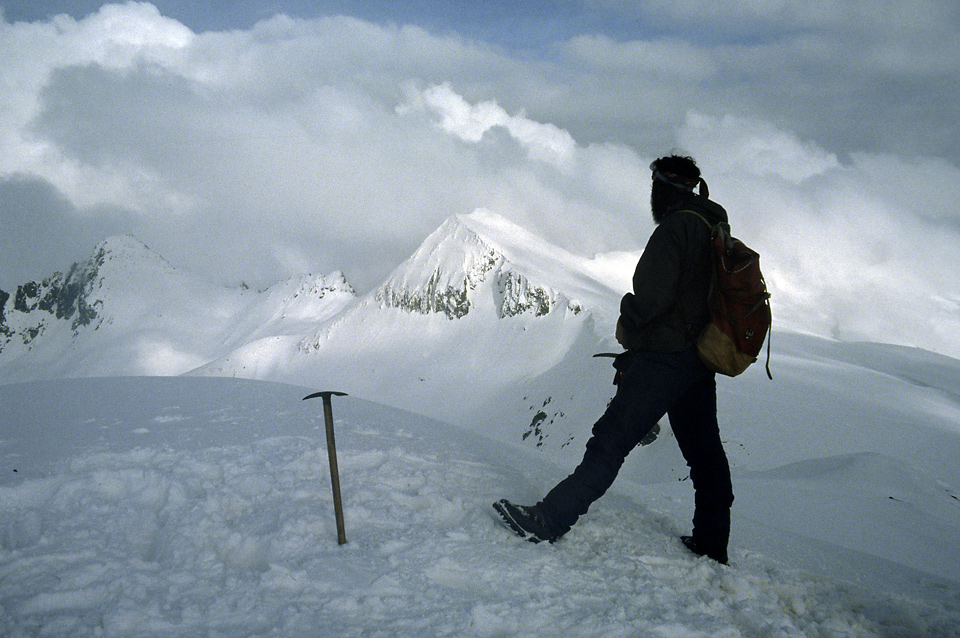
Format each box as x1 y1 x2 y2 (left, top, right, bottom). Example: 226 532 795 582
492 500 561 543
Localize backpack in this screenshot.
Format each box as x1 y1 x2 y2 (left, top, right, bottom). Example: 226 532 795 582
681 210 772 379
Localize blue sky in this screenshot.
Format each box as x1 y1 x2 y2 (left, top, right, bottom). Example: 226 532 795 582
2 1 960 356
2 0 648 46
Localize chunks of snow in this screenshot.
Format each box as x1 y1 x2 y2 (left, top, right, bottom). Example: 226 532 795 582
1 376 958 636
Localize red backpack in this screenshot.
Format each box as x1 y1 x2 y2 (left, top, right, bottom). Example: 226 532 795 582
682 210 772 379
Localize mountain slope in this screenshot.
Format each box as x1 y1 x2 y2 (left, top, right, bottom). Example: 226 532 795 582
1 376 958 637
0 236 355 380
373 210 621 321
1 211 627 447
2 213 960 634
191 210 625 433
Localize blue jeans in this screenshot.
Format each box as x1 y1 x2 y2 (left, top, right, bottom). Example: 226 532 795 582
538 347 733 554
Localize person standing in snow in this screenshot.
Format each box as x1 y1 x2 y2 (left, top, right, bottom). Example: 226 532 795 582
494 154 734 564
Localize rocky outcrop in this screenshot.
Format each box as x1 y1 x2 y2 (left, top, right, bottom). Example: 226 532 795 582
0 256 103 350
374 215 582 320
496 270 581 318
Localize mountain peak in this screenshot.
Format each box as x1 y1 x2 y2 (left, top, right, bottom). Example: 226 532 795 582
374 209 595 320
1 234 205 358
389 213 500 287
455 209 563 266
90 235 173 276
94 234 154 255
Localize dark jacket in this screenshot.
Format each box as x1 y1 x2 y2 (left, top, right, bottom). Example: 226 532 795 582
618 195 728 353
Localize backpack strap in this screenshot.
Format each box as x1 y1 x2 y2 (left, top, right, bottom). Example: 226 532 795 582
672 208 719 341
677 208 712 230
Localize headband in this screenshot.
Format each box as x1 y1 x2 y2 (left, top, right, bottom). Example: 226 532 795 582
652 169 708 197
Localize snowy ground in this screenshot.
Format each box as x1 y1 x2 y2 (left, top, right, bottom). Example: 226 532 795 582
1 376 959 637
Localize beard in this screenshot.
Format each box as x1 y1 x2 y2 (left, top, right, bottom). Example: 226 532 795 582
650 181 677 224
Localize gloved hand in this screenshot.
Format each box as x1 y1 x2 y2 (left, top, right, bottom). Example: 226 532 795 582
611 350 633 386
615 318 626 347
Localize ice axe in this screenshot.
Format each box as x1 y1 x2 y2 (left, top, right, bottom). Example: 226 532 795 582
302 390 348 545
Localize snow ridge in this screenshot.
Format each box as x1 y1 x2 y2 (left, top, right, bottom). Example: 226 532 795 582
0 236 355 379
0 235 162 352
375 212 583 320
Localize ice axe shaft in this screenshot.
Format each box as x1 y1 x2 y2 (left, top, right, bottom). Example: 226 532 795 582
303 390 348 545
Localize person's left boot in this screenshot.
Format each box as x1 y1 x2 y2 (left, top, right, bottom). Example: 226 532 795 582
493 500 561 543
681 535 728 564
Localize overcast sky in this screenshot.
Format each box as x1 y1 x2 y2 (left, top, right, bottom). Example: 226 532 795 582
1 1 959 356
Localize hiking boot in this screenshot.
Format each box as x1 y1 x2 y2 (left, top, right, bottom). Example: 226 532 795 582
492 499 560 543
681 535 728 565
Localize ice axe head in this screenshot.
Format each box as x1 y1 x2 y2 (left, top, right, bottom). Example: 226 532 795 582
302 391 348 404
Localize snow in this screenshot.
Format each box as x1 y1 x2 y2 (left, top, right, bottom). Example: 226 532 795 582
457 209 628 323
0 235 356 381
3 212 960 636
2 374 959 637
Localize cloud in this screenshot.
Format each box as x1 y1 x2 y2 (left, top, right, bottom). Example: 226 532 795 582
596 0 959 42
5 5 650 289
1 2 959 357
677 112 960 355
3 7 566 289
679 112 839 183
571 1 960 163
414 82 577 169
0 174 130 290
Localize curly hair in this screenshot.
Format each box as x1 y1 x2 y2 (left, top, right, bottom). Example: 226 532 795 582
650 154 708 199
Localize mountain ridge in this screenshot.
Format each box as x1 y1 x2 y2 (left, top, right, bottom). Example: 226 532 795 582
0 210 631 451
0 234 356 378
13 211 959 464
372 211 608 320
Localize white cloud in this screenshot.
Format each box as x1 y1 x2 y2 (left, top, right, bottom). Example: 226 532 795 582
416 82 577 170
1 2 959 357
847 153 960 224
680 112 839 183
415 83 505 143
63 1 193 65
676 112 960 355
4 6 634 289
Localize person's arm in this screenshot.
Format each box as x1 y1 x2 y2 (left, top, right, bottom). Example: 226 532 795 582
617 217 686 348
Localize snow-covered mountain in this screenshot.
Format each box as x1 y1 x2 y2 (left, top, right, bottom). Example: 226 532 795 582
373 210 616 321
0 235 355 380
1 211 633 450
2 211 960 635
185 210 634 445
5 209 960 470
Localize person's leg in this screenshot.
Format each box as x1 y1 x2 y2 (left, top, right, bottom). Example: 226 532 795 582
536 350 702 535
667 370 733 561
